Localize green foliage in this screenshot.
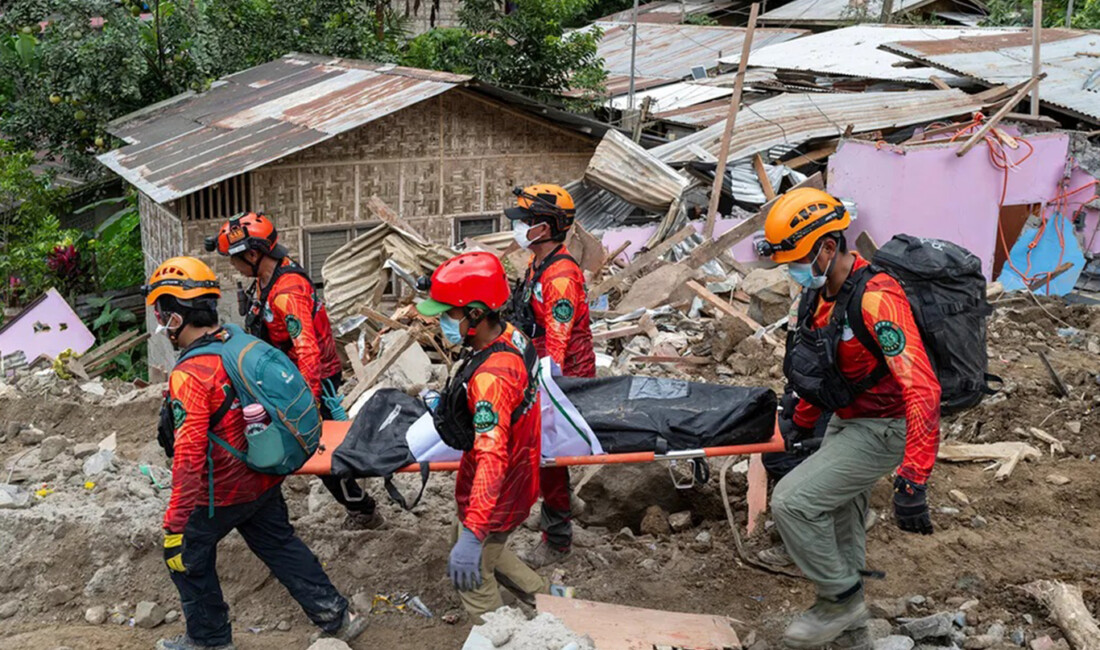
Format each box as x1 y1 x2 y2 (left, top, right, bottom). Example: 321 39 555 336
982 0 1100 27
404 0 607 105
84 294 146 381
87 194 144 292
683 13 720 25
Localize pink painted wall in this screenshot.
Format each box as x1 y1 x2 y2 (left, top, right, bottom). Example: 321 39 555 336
827 135 1100 280
601 216 763 266
0 288 96 365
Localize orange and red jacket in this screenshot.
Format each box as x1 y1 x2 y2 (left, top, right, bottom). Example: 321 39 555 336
455 323 542 540
164 330 283 532
793 254 942 484
523 246 596 378
252 258 342 399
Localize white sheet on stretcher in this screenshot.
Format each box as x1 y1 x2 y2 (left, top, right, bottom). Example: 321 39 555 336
406 358 604 464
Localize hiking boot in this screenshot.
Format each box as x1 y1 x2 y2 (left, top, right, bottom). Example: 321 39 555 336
520 540 571 568
342 509 385 531
310 609 369 644
783 592 869 649
155 635 236 650
756 543 794 568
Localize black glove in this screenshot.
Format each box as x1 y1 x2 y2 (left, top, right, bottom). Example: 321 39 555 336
893 476 933 535
157 394 175 459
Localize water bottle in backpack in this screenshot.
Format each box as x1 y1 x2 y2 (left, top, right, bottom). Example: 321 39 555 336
241 403 284 469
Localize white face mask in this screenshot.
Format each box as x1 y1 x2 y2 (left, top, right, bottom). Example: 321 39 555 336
512 220 534 249
154 312 183 338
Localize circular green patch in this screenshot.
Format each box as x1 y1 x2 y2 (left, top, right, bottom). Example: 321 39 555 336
472 400 499 434
285 314 303 339
874 320 906 357
552 298 574 324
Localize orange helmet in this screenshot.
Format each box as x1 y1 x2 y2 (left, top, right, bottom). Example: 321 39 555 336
205 212 280 257
757 188 851 264
505 184 575 237
143 256 221 306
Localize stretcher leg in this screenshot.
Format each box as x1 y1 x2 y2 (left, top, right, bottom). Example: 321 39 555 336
746 453 768 536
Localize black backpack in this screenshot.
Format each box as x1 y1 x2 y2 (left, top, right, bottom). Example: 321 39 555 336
865 234 1001 413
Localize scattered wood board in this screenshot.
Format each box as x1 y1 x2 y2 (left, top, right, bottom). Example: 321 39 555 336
1021 581 1100 650
589 224 696 299
341 329 418 409
855 231 879 260
938 441 1041 464
686 280 780 347
536 595 740 650
752 153 776 201
592 315 655 343
1028 262 1075 293
344 343 367 382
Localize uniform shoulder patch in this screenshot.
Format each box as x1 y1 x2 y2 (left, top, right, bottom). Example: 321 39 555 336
472 400 499 434
552 298 574 324
170 398 187 429
511 330 528 352
874 320 906 357
285 314 303 339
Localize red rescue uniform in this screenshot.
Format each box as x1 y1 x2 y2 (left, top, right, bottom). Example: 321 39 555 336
164 329 282 532
524 246 596 379
455 323 542 540
251 258 341 399
793 254 942 484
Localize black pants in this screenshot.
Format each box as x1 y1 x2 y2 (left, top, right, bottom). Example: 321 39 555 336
320 374 377 515
170 485 347 645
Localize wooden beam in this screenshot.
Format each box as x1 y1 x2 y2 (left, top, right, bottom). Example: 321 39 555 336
588 225 696 299
341 329 418 409
1038 349 1070 398
344 342 367 382
595 239 632 278
366 194 426 244
752 153 776 201
1027 261 1074 292
956 74 1045 157
1022 581 1100 650
781 141 837 169
1003 112 1060 128
855 231 879 260
704 2 759 239
928 75 951 90
686 280 779 347
592 314 654 343
1031 0 1043 117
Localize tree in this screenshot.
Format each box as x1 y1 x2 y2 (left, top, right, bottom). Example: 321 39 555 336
403 0 607 105
982 0 1100 27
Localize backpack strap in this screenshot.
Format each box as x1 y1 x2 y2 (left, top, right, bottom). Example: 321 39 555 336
840 266 891 393
249 259 321 339
512 247 580 339
383 462 432 511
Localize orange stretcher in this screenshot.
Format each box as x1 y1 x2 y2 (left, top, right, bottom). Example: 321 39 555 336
298 420 785 534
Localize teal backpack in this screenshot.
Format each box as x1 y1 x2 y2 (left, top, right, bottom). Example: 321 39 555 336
179 324 321 479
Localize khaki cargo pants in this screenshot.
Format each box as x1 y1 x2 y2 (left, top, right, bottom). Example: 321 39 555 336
771 417 906 597
450 521 549 621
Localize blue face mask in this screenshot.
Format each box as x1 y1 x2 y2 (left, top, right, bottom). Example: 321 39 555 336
787 246 831 289
440 313 465 345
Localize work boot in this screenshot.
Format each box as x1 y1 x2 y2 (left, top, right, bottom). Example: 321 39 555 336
342 508 385 531
520 539 571 568
154 635 236 650
310 609 369 644
756 543 794 568
783 591 869 649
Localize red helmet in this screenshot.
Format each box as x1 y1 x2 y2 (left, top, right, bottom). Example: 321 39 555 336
416 252 510 316
205 212 280 257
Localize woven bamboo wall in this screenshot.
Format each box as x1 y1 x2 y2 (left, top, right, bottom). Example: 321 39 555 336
137 192 183 380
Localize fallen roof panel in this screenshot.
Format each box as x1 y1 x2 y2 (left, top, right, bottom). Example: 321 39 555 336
758 0 940 25
592 22 807 80
720 25 1025 82
99 54 470 203
597 0 739 23
651 89 988 164
882 29 1100 123
607 81 732 111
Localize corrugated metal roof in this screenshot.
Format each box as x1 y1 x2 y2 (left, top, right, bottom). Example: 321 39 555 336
653 98 737 127
758 0 942 25
591 23 807 80
584 129 689 212
720 25 1025 82
597 0 738 24
882 29 1100 123
567 179 639 233
607 81 732 111
652 89 988 164
98 54 471 203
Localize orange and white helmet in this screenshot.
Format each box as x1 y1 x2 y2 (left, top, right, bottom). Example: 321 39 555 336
756 188 851 264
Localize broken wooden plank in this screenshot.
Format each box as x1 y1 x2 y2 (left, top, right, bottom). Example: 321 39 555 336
957 74 1045 157
588 225 696 299
929 75 951 90
1021 581 1100 650
1037 349 1071 398
344 342 367 382
80 330 141 368
994 448 1025 481
686 280 779 347
855 231 879 260
752 153 776 201
592 314 654 343
1015 426 1067 455
592 239 632 280
1003 112 1060 129
86 332 150 374
1027 262 1075 292
365 194 427 244
938 441 1042 464
781 141 838 170
341 329 418 409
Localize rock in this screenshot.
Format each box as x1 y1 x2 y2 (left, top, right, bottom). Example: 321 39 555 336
44 585 74 606
18 425 45 445
949 490 971 506
902 613 955 641
82 449 115 476
85 605 108 625
308 641 352 650
871 598 909 620
953 613 967 628
579 464 688 530
80 381 107 397
742 267 792 326
1066 421 1081 435
109 612 127 625
986 623 1005 642
0 484 31 509
1010 629 1025 646
72 443 98 459
711 317 756 362
134 601 166 629
692 530 712 552
867 619 894 640
669 511 693 532
39 435 71 462
0 600 19 619
1046 474 1071 486
639 505 671 537
908 596 928 607
876 636 917 650
964 636 998 649
350 592 372 615
617 264 699 313
164 610 180 624
970 515 988 529
276 620 291 631
1030 637 1056 650
939 507 961 516
617 527 635 540
959 600 980 612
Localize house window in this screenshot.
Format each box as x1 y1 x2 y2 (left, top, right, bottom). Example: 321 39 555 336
177 175 253 222
454 216 500 245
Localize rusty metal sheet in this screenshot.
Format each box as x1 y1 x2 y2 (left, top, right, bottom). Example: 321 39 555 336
652 89 987 165
597 0 739 24
758 0 945 25
882 29 1100 123
592 23 807 80
97 54 471 203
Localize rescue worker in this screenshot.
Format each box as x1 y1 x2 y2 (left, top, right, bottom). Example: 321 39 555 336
144 257 366 650
755 188 940 647
503 184 594 567
415 252 549 622
207 212 382 530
